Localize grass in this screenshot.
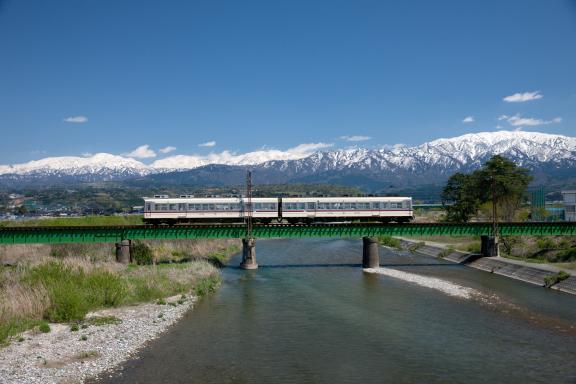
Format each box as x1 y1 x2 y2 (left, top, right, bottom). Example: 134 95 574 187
1 215 143 227
0 238 239 345
544 271 571 288
0 240 232 345
84 316 122 327
377 236 401 249
38 322 51 333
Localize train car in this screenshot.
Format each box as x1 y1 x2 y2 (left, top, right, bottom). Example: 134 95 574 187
143 196 279 224
281 197 413 223
143 195 413 224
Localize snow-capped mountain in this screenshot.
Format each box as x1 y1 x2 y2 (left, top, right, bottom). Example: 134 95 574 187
0 153 151 183
259 131 576 178
1 131 575 187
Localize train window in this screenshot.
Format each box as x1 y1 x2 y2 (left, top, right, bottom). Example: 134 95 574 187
371 202 380 209
178 204 186 211
156 204 167 211
307 202 316 210
255 203 262 210
145 204 151 211
169 204 177 211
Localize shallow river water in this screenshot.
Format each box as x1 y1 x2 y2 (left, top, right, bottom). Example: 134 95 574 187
99 238 576 383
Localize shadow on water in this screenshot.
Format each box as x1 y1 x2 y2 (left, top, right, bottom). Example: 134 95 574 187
227 263 462 269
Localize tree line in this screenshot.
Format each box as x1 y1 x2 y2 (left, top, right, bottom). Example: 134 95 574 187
441 155 532 222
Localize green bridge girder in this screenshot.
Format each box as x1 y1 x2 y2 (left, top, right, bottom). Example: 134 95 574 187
0 222 575 245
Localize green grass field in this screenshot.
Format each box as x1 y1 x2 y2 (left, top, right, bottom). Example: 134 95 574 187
0 215 143 227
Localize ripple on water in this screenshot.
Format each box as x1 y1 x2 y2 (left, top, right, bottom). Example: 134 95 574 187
363 267 478 299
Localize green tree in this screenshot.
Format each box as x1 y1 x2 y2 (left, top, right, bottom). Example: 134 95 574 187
441 172 479 222
442 155 532 222
473 155 532 221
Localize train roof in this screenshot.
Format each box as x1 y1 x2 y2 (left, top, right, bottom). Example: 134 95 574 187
144 196 411 203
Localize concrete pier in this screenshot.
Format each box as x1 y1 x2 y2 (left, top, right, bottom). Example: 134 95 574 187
480 235 499 257
240 238 258 270
362 237 379 268
115 239 131 264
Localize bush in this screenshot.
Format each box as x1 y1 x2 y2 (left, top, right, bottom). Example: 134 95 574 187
557 248 576 262
132 241 154 265
536 237 556 250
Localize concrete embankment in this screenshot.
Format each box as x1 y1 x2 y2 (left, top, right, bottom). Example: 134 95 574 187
398 239 576 296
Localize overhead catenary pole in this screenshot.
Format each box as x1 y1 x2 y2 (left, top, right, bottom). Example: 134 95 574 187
240 170 258 269
245 170 253 240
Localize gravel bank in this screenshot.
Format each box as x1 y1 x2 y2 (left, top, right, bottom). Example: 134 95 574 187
0 295 196 384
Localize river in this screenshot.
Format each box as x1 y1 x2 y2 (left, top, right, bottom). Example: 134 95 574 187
98 238 576 383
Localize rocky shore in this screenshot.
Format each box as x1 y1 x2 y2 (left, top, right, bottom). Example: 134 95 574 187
0 294 196 384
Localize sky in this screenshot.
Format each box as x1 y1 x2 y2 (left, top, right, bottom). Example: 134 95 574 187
0 0 575 165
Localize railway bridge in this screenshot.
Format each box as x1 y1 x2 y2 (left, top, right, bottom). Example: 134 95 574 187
1 222 575 269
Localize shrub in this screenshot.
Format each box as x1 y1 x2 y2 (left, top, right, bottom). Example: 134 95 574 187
536 237 556 250
80 335 88 341
132 242 154 265
70 324 79 332
557 248 576 262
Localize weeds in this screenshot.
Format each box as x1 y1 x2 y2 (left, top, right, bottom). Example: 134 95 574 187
0 239 233 345
377 236 401 249
544 271 571 288
38 322 50 333
84 316 122 327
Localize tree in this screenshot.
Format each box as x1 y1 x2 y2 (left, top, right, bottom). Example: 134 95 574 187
442 155 532 223
473 155 532 222
442 172 479 222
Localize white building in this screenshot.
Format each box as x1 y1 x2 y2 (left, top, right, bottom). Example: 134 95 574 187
562 191 576 222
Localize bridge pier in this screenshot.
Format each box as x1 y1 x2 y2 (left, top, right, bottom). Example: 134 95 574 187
240 238 258 270
115 239 131 264
480 236 499 257
362 237 379 269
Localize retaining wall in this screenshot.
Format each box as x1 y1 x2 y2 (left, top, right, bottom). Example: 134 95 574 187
398 239 576 296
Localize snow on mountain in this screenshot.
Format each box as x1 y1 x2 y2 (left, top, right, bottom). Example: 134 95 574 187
0 131 575 185
259 130 576 176
0 153 150 178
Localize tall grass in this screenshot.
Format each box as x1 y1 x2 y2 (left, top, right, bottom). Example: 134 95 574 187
0 238 236 345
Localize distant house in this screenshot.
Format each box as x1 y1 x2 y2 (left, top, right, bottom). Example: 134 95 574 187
562 191 576 222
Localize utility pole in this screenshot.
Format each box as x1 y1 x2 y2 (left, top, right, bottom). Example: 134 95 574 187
240 170 258 269
245 170 253 240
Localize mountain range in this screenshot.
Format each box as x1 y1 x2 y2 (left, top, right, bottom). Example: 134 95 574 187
2 131 576 191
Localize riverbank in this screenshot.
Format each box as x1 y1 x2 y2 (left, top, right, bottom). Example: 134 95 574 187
0 294 195 384
397 237 576 295
0 239 239 384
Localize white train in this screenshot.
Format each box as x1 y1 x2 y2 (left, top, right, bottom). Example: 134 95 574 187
143 195 413 224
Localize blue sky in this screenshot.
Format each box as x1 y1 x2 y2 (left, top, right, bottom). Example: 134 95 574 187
0 0 575 164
